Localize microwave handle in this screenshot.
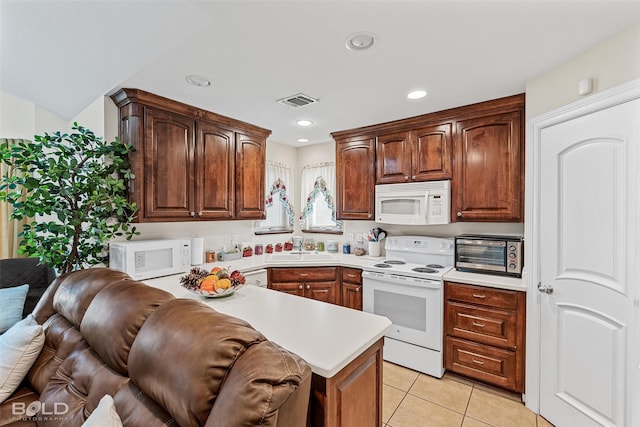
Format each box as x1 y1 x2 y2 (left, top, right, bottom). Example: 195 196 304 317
456 239 506 247
424 190 430 218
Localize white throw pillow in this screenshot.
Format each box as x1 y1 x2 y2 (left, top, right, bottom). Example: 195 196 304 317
0 284 29 334
82 394 123 427
0 314 45 402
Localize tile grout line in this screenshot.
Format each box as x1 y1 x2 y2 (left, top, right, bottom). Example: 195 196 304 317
384 373 421 427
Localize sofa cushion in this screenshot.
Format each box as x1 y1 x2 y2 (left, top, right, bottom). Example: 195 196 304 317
0 386 38 426
0 315 45 403
0 284 28 334
127 299 264 427
52 268 131 329
207 340 311 426
38 341 129 426
80 280 174 375
0 258 56 317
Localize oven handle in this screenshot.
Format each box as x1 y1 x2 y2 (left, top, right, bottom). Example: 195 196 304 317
362 271 441 289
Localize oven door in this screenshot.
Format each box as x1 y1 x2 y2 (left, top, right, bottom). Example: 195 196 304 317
362 271 443 351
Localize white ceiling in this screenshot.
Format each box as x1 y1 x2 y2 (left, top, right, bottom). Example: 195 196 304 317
2 0 640 146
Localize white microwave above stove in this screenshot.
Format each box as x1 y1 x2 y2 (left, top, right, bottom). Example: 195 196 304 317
375 180 450 225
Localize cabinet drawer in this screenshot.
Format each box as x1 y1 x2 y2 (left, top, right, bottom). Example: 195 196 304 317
445 282 518 310
445 337 518 391
271 267 337 282
341 267 362 284
446 302 516 348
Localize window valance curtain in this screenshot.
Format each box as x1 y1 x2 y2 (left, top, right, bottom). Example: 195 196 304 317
262 161 295 228
300 162 339 228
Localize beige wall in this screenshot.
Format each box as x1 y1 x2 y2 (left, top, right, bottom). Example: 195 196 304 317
526 24 640 119
1 91 66 139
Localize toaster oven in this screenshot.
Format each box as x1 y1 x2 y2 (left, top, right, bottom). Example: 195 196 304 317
454 234 523 277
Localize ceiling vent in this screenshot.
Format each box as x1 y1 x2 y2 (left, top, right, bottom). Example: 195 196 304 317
277 93 318 108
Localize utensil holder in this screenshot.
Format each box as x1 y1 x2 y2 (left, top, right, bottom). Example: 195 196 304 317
368 241 381 257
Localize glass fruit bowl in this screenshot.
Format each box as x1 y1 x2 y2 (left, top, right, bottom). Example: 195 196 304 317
180 267 245 298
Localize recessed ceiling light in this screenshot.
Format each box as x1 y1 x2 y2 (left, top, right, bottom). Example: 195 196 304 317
407 90 427 100
296 119 313 127
345 32 377 51
297 138 309 143
185 75 211 87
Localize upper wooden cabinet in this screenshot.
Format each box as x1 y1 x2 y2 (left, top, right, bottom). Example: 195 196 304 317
332 93 524 222
452 105 524 222
111 89 270 222
334 136 375 220
376 124 452 184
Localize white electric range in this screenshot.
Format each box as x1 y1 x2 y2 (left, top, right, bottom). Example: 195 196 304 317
362 235 454 378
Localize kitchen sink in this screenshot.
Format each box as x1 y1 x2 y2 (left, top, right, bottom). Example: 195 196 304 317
266 252 338 262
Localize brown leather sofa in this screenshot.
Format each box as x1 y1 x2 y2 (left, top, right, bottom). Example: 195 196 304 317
0 268 312 426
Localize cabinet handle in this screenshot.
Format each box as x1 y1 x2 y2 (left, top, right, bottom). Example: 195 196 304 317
198 211 203 216
298 284 303 289
299 273 309 277
190 211 196 217
404 175 409 180
472 321 486 328
306 284 310 289
355 287 360 292
471 359 485 365
457 212 462 217
347 274 356 278
472 293 486 299
412 175 416 179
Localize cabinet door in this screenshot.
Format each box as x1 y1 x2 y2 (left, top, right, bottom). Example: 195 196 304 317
452 111 523 222
269 282 305 297
412 123 452 181
341 283 362 310
144 107 195 219
235 132 265 219
195 121 235 219
306 281 338 305
336 137 375 220
376 131 411 184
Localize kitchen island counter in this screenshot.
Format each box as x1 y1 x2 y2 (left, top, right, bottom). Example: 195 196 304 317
145 274 391 377
145 274 391 426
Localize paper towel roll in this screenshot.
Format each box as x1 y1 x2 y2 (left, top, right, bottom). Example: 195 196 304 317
191 237 204 265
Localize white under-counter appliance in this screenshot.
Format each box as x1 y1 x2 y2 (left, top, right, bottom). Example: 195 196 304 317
362 235 454 378
243 269 268 288
375 180 450 225
109 239 191 280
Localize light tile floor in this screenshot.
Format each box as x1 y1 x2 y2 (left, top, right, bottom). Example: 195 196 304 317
383 361 555 427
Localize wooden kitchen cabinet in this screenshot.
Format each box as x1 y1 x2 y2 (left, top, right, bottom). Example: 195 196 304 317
111 88 270 222
334 136 375 220
269 267 339 305
444 281 525 393
376 124 452 184
341 267 362 310
452 98 524 222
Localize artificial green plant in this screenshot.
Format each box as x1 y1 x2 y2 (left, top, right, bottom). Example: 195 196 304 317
0 123 138 273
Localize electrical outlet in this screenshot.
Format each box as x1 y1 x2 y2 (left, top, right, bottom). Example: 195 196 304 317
134 252 145 268
345 232 354 242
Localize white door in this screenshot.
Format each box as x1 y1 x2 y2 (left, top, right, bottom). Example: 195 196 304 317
538 97 639 427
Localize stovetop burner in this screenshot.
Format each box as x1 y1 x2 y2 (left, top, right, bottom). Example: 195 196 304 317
384 260 406 265
373 263 392 268
411 267 438 274
426 264 444 269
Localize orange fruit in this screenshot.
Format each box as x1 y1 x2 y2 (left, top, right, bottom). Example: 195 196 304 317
216 278 232 290
210 267 222 273
200 275 218 292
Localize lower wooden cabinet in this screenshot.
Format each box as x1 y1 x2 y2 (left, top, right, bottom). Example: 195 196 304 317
268 266 363 309
341 267 362 310
444 281 525 393
309 338 384 427
269 267 339 305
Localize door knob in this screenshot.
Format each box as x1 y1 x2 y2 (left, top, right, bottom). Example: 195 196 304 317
537 283 554 294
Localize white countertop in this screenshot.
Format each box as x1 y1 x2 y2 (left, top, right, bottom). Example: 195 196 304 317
443 269 526 292
144 274 392 378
